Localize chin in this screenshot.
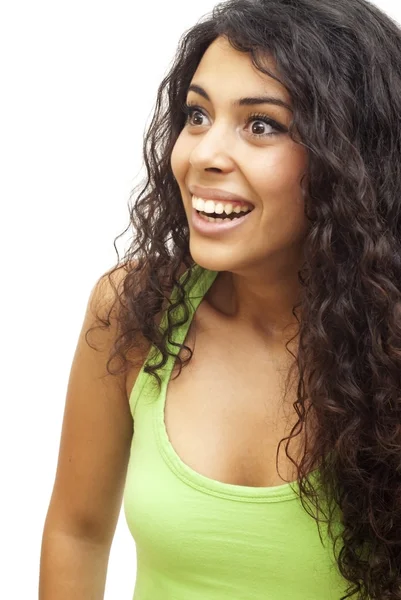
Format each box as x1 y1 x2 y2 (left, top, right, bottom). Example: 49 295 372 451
189 242 244 274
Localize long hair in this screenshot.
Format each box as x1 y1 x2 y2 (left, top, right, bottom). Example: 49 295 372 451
87 0 401 597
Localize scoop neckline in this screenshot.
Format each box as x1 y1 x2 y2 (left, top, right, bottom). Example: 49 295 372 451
153 264 318 503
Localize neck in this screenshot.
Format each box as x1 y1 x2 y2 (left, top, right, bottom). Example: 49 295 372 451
207 266 303 344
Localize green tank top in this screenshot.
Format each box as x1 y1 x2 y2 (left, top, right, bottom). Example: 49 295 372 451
123 264 349 599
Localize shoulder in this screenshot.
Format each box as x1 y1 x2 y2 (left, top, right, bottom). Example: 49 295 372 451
88 258 192 334
91 258 189 306
88 259 191 382
89 261 133 315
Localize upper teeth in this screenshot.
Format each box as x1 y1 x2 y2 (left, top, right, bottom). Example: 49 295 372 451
191 195 252 215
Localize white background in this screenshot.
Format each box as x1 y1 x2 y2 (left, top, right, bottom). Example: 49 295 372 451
1 1 400 598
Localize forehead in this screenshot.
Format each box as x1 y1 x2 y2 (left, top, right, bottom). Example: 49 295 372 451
189 36 290 104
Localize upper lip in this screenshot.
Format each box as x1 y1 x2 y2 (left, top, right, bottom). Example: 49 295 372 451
189 185 254 207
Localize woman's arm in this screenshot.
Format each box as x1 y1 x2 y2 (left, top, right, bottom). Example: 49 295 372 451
39 532 111 599
39 267 135 599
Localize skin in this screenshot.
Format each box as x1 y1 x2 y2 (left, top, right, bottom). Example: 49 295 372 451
171 36 310 342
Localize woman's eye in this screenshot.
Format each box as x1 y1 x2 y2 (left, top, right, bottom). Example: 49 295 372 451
244 113 284 138
247 118 277 137
184 105 207 126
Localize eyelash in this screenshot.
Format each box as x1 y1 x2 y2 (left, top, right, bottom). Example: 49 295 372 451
182 102 284 138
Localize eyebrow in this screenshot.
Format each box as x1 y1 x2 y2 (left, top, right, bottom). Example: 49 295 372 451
187 83 293 113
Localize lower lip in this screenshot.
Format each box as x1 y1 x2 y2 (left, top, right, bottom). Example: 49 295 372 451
191 206 254 236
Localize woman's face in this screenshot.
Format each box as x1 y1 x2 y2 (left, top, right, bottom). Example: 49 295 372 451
171 36 309 276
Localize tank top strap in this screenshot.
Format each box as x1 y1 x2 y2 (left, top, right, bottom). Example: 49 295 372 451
128 263 218 418
157 263 218 356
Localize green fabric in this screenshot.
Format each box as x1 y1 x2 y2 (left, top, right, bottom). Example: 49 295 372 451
123 264 349 599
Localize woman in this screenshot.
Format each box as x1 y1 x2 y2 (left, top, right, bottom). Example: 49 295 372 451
39 0 401 598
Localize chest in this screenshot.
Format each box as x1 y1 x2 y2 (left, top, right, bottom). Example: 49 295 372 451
161 310 305 488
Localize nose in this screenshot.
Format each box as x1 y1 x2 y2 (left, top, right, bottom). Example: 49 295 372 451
189 123 235 173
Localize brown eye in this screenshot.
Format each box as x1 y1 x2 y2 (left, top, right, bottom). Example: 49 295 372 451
246 113 284 138
189 110 204 125
251 121 270 135
183 104 208 126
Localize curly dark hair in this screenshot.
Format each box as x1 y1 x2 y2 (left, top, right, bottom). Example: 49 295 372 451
86 0 401 597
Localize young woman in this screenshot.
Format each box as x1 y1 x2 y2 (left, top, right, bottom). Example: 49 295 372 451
39 0 401 598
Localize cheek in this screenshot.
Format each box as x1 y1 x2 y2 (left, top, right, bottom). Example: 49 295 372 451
249 149 309 239
249 146 307 198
